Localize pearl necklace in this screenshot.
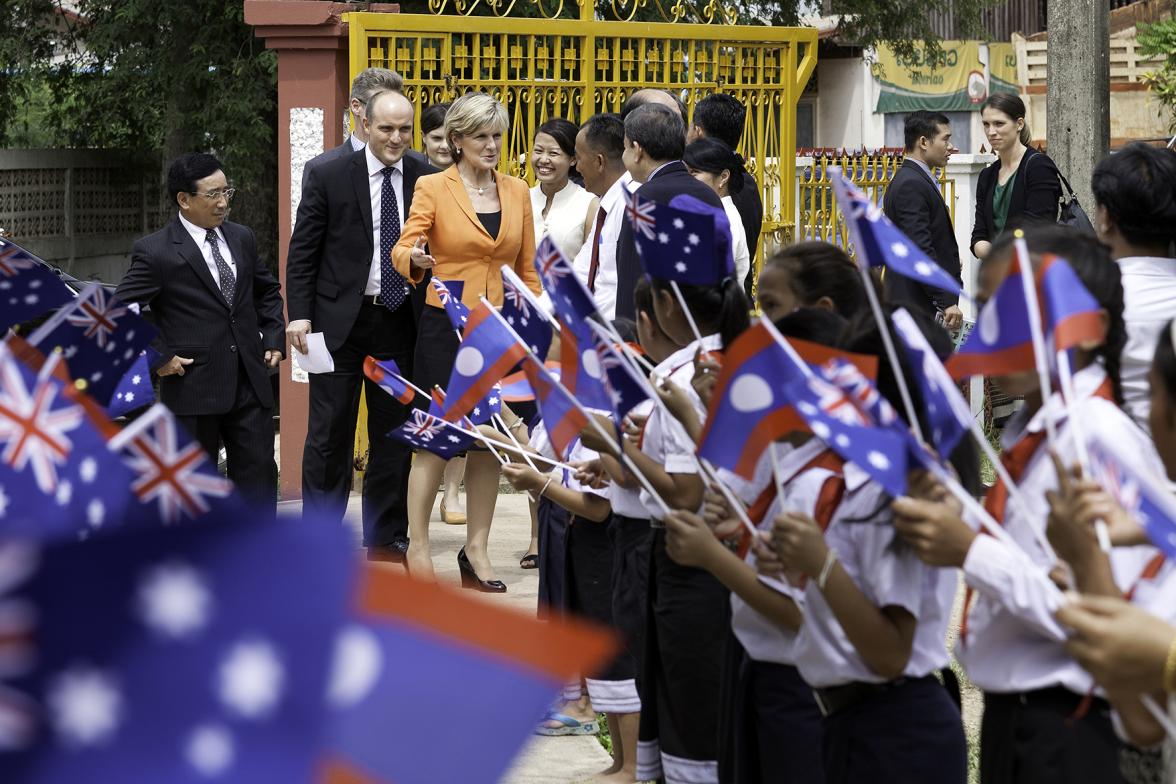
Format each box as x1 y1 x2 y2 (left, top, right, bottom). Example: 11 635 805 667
461 172 492 197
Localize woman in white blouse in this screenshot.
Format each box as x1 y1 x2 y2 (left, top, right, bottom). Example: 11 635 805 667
529 118 598 258
684 137 753 289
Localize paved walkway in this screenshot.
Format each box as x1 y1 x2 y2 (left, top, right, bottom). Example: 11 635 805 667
327 490 614 783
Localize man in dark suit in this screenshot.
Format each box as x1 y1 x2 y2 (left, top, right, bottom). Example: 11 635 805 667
882 110 963 331
687 94 763 276
116 153 285 510
286 89 438 562
614 103 725 320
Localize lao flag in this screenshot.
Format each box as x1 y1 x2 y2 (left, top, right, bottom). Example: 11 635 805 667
108 404 243 526
322 564 616 784
584 320 650 424
106 350 157 419
387 408 478 459
431 278 469 330
558 316 612 412
1087 431 1176 558
1037 253 1106 350
363 356 416 406
892 309 971 457
522 359 587 461
780 368 912 497
534 236 599 334
0 239 74 333
0 510 354 782
501 266 553 361
830 170 964 298
499 361 562 403
439 302 526 424
627 193 731 286
947 252 1035 380
0 343 132 540
27 283 155 406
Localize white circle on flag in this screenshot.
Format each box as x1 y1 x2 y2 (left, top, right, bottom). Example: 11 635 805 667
914 261 935 277
812 421 831 439
455 346 484 377
979 300 1000 344
185 723 234 776
867 451 891 470
581 348 602 379
327 625 384 709
730 374 772 412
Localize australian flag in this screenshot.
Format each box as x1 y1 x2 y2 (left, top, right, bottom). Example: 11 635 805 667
1088 430 1176 559
584 320 650 425
0 509 354 782
431 278 469 330
388 408 478 459
891 308 971 458
0 343 132 541
830 169 964 298
440 302 526 424
626 193 732 286
501 266 553 362
27 283 155 407
106 349 158 419
363 356 417 406
0 239 75 333
522 357 587 461
534 236 600 336
107 404 243 526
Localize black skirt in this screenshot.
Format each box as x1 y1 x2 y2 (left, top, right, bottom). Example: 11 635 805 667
536 497 569 619
413 305 460 403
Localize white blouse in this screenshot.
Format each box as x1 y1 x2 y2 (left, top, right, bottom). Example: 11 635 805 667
530 180 595 261
722 195 751 288
1116 256 1176 432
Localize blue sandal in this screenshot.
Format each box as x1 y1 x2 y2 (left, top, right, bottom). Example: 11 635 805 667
535 712 599 736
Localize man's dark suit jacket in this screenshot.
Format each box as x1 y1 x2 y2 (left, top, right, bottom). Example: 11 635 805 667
881 159 961 319
614 160 726 320
731 171 763 259
116 218 285 416
287 149 438 351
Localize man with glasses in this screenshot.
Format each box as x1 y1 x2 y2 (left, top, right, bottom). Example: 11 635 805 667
116 153 286 510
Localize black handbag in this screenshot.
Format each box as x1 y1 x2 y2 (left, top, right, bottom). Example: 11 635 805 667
1056 170 1096 234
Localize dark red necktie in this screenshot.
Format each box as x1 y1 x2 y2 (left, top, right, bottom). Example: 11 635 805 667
587 207 607 293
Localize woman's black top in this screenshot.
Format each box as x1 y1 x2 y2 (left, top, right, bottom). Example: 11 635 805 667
476 211 501 241
970 148 1063 254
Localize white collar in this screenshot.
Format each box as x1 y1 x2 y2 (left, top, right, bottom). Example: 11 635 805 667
1116 256 1176 272
178 213 221 245
349 133 366 152
645 161 675 182
1018 362 1110 438
366 146 404 178
653 333 723 377
769 436 872 492
600 176 629 211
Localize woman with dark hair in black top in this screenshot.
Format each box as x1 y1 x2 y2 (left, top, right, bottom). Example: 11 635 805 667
970 93 1062 259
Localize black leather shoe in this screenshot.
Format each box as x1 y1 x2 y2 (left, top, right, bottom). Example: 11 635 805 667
457 547 506 593
367 537 409 564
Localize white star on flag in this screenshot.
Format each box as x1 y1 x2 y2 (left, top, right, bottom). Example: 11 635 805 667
185 723 235 776
47 665 123 747
136 561 212 640
890 242 908 257
218 638 285 720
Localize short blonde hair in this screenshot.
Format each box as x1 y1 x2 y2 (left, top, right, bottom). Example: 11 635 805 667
444 92 509 159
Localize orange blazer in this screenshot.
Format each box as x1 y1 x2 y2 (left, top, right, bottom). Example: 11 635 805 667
393 166 540 310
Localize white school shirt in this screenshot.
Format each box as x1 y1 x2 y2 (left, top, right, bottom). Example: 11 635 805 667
957 363 1167 695
562 440 608 500
1111 558 1176 742
1117 256 1176 432
607 398 654 519
729 440 818 666
722 195 751 289
364 146 406 297
178 214 236 284
638 334 723 520
531 180 596 261
571 173 639 322
792 453 957 689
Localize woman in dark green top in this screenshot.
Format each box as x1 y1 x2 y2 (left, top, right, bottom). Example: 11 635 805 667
992 173 1016 235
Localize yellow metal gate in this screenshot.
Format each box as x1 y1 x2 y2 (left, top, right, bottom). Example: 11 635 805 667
346 2 817 259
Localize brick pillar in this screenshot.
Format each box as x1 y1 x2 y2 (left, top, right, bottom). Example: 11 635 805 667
245 0 356 501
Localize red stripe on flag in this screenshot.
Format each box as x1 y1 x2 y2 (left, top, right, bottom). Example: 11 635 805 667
356 564 617 683
732 406 808 479
946 342 1037 381
317 757 384 784
441 344 527 423
1054 311 1106 352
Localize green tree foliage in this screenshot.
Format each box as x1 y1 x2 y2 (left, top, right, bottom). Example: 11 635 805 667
1 0 278 267
1138 18 1176 132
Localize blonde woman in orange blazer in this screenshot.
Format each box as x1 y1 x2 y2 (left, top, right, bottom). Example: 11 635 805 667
393 92 540 589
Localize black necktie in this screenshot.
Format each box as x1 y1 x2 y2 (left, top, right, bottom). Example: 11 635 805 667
379 167 407 311
205 229 235 306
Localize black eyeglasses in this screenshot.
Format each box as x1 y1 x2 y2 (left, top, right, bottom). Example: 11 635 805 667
190 188 236 202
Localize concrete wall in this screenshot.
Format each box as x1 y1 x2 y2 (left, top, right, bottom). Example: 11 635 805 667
1024 87 1170 148
816 57 886 149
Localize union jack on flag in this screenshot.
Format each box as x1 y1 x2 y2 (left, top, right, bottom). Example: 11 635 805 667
0 348 83 495
65 286 127 348
110 404 237 524
0 244 39 277
535 236 572 290
822 357 900 427
388 407 478 458
408 410 445 441
431 278 469 329
0 240 75 333
624 191 657 240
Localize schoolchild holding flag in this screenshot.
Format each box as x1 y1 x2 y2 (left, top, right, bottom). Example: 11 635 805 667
892 226 1167 784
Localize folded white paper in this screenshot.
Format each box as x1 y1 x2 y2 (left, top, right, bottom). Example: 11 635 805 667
291 332 334 374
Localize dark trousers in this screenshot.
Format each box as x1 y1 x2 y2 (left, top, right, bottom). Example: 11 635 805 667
176 366 276 512
821 676 966 784
302 301 415 545
981 688 1125 784
537 497 569 620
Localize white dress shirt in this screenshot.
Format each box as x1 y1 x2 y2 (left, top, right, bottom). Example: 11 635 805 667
178 214 236 285
364 146 405 297
572 172 640 322
531 180 595 260
722 195 751 288
957 363 1167 695
349 133 365 152
1116 256 1176 431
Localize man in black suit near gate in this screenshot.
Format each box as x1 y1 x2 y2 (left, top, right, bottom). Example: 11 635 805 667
613 103 725 320
116 153 285 510
882 110 963 331
286 89 437 562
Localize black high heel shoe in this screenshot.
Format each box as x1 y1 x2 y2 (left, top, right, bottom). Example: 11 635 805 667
458 547 507 593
